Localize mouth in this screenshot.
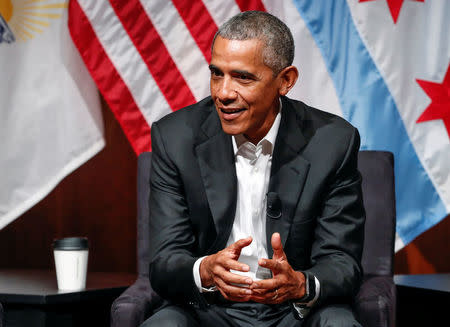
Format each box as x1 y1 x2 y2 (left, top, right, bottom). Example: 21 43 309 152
219 107 246 121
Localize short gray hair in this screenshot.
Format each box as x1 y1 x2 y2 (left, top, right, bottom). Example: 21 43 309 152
212 11 295 75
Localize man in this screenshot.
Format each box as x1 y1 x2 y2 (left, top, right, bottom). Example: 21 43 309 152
143 11 365 327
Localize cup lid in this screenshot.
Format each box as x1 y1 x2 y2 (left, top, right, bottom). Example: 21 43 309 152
53 237 88 250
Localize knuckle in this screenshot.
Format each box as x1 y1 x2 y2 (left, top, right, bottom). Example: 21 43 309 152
214 277 224 287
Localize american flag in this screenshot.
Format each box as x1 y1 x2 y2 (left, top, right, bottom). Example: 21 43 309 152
68 0 450 249
69 0 270 154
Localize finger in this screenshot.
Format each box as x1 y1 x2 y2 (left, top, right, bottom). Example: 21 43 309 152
258 258 282 273
250 277 278 290
219 256 250 272
220 270 253 286
229 237 253 252
250 287 271 296
217 286 252 302
222 292 252 302
271 233 286 260
214 277 253 298
250 289 282 304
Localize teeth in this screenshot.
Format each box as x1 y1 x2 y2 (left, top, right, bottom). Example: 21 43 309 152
222 108 243 113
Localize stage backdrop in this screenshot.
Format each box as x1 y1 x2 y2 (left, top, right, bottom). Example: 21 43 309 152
69 0 449 250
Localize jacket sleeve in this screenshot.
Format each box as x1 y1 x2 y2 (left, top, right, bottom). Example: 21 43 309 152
148 122 204 306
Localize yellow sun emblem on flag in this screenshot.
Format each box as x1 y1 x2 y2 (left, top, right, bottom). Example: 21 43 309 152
0 0 67 43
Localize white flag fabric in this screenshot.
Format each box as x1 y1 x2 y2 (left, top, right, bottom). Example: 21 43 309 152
69 0 449 250
0 0 104 229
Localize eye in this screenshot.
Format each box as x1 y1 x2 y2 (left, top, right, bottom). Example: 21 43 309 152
209 67 223 78
233 72 255 82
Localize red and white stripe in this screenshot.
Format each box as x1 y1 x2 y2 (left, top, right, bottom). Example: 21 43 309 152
68 0 267 154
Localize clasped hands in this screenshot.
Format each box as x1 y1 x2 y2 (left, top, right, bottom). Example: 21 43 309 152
200 233 306 303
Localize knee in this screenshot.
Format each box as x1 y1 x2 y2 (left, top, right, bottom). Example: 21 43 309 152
305 304 362 327
140 306 196 327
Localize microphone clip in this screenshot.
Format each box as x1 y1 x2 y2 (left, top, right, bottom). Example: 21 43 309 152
266 192 282 219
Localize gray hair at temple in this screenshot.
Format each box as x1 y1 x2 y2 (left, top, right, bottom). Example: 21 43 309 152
212 11 295 75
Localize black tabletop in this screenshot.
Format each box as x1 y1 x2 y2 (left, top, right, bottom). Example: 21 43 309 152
394 273 450 293
0 269 136 305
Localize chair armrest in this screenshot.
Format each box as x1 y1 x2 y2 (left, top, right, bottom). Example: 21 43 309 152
354 275 396 327
110 276 162 327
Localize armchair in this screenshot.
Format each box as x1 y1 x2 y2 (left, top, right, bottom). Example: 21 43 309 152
111 151 396 327
110 152 162 327
354 151 396 327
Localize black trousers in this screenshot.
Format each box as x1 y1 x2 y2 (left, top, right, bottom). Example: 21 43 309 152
140 301 362 327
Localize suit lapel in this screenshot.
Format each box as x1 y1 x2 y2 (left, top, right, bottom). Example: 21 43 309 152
266 98 310 259
195 109 237 254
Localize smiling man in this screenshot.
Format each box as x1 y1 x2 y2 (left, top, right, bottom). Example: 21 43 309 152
143 11 365 327
209 35 294 144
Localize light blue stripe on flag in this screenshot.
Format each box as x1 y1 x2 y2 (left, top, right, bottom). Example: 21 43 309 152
292 0 447 245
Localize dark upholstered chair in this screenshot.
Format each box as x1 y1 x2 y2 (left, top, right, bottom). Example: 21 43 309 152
111 152 162 327
354 151 396 327
111 151 396 327
0 302 3 327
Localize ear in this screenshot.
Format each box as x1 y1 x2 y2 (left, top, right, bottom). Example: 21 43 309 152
278 66 299 96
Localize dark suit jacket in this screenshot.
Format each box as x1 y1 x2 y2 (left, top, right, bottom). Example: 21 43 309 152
148 96 365 311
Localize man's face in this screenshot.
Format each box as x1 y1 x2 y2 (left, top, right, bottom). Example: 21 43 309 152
209 36 282 144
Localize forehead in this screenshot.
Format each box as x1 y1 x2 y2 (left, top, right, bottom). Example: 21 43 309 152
210 36 267 70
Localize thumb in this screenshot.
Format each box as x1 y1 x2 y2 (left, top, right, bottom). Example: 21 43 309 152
271 233 286 260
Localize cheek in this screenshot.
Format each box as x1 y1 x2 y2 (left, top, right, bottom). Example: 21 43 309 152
237 87 257 104
245 93 266 112
210 78 222 92
243 84 271 102
210 81 217 96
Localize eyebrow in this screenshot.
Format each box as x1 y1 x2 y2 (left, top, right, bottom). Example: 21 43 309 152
208 64 221 72
208 65 258 79
232 70 257 79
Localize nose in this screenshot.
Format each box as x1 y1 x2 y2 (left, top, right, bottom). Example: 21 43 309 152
216 76 237 103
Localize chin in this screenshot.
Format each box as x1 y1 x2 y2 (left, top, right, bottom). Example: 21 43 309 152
220 122 243 136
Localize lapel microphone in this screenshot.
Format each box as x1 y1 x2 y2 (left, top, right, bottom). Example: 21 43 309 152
266 192 282 219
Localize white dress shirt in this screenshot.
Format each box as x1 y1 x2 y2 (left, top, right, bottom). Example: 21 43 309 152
224 111 280 281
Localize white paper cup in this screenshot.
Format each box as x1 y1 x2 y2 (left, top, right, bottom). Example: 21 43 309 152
53 237 89 291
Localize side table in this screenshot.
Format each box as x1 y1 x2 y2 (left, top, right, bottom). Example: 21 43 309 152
0 269 136 327
395 273 450 326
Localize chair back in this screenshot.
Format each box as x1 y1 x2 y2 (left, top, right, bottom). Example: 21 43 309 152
137 152 152 277
358 151 396 276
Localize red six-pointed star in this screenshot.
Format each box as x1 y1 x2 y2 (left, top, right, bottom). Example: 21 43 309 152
359 0 424 24
416 63 450 138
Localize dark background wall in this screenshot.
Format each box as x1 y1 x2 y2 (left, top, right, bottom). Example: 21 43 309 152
0 98 448 274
